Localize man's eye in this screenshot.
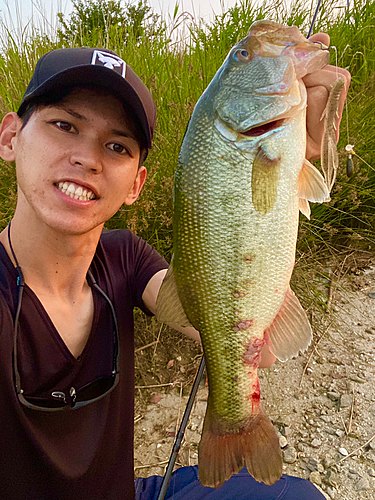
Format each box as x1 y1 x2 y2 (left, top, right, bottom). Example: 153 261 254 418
108 143 127 154
55 121 73 132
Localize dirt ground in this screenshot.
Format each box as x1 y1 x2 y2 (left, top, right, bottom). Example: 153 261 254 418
133 252 375 499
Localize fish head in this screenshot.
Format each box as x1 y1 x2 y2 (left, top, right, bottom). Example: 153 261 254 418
211 20 330 140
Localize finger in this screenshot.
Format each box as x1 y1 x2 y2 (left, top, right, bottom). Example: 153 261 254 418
308 32 330 47
304 66 351 142
305 85 329 160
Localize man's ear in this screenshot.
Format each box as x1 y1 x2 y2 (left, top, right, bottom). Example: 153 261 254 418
124 166 147 206
0 112 22 162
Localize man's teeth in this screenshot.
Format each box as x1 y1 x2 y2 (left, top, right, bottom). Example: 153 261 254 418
58 182 96 201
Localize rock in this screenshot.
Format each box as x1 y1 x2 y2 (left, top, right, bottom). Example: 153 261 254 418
283 447 297 464
279 436 288 448
350 374 365 384
327 391 340 401
326 486 337 499
340 394 352 408
317 464 325 473
348 472 358 480
324 427 336 436
368 468 375 477
307 458 319 472
369 440 375 451
355 477 370 491
320 415 331 423
324 469 338 488
346 381 354 392
335 429 345 438
338 447 348 456
297 443 307 453
309 471 322 485
311 439 322 448
321 457 334 469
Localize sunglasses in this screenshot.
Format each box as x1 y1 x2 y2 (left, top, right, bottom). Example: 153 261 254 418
12 265 119 412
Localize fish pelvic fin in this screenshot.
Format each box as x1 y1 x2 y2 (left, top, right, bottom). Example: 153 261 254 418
155 262 193 330
198 402 282 488
264 287 312 362
299 198 311 219
298 159 330 204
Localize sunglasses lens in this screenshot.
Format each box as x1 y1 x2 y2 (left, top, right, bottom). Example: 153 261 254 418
75 376 116 402
21 395 67 408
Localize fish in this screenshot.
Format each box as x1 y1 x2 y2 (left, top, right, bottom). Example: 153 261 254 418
157 20 345 488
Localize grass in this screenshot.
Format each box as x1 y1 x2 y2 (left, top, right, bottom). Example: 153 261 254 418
0 0 373 258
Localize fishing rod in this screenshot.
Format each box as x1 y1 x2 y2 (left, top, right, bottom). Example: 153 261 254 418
155 6 325 500
307 0 323 38
156 355 205 500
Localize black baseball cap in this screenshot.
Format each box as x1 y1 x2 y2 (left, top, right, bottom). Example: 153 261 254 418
17 47 156 150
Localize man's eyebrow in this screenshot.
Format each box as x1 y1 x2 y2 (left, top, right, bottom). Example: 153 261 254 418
52 107 137 141
54 106 87 121
111 129 136 141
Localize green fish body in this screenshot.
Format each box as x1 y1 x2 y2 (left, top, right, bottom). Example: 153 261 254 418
157 20 335 488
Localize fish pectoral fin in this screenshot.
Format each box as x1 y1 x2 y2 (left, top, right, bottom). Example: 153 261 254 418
299 198 311 219
198 401 282 488
297 159 330 203
155 263 193 330
252 146 281 215
264 287 312 362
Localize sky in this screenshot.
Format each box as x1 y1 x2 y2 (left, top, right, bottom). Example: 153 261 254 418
0 0 244 36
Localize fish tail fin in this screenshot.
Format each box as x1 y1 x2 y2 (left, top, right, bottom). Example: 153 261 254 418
198 401 282 488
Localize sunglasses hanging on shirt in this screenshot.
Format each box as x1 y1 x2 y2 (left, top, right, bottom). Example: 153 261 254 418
8 221 120 412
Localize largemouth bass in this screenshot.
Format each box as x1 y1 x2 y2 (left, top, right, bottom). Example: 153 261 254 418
157 20 344 488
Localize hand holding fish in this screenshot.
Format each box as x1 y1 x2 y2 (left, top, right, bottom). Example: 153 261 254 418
304 33 351 161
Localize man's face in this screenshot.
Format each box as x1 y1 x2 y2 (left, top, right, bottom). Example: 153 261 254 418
9 88 146 235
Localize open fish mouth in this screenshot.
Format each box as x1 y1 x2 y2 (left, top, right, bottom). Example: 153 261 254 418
214 114 287 142
240 118 285 137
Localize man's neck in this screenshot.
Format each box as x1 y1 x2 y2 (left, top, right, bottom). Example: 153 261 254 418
0 214 103 303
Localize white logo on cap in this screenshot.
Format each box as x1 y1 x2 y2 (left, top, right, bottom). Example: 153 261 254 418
91 50 126 78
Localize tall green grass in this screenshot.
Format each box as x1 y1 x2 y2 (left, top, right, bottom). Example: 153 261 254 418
0 0 374 261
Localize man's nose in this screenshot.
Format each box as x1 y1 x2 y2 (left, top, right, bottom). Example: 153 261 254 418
69 141 103 173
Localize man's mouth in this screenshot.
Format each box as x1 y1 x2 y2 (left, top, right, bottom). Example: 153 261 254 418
55 182 97 201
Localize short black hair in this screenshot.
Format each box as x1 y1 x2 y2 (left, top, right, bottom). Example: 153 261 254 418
18 85 148 167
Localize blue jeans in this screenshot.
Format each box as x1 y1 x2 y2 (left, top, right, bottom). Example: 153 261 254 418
135 466 325 499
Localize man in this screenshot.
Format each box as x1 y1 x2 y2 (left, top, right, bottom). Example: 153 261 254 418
0 37 349 500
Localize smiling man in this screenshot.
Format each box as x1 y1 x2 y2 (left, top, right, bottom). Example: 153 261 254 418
0 44 349 500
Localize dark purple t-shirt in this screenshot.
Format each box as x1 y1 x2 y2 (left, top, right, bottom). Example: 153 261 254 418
0 229 168 500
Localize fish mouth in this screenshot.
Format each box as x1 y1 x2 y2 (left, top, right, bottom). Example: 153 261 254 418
240 119 285 137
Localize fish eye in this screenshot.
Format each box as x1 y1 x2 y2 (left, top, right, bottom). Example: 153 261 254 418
233 49 250 62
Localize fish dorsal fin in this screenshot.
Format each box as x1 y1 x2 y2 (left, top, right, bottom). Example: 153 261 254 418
297 159 330 203
264 287 312 362
156 262 193 330
299 197 311 219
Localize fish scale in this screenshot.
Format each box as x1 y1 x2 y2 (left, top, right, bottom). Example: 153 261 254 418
157 19 344 489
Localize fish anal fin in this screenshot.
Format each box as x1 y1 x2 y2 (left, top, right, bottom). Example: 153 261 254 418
156 263 193 330
198 402 282 488
297 159 330 203
252 146 281 215
264 287 312 362
299 197 311 219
